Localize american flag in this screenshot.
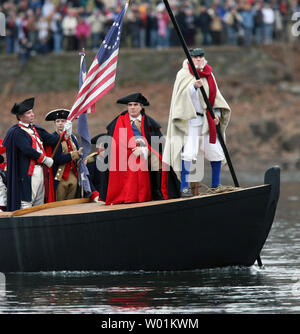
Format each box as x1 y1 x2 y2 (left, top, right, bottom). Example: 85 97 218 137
68 3 128 122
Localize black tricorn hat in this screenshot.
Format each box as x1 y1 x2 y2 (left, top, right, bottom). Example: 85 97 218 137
91 133 108 145
116 93 150 106
11 97 35 115
45 109 70 121
189 48 205 57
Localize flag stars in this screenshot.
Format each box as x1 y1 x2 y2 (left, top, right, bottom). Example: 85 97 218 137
69 6 126 120
102 26 121 50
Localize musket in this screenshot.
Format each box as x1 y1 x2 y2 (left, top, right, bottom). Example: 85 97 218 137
162 0 239 188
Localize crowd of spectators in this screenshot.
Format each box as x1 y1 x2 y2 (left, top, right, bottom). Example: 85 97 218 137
0 0 299 64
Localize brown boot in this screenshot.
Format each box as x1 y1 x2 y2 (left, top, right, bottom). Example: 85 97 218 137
190 182 199 196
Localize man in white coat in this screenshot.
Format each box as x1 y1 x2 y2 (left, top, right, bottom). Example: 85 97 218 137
163 48 231 197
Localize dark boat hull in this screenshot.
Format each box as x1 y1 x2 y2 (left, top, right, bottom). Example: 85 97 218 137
0 167 280 272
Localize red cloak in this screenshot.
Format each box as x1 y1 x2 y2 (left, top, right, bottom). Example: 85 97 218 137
105 112 171 205
105 113 152 205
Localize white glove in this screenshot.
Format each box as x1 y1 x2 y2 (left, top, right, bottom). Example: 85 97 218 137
132 147 142 157
132 146 148 160
64 120 72 138
43 156 54 168
93 195 99 203
135 137 146 146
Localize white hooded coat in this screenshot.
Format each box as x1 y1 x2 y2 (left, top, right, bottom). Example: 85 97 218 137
162 59 231 182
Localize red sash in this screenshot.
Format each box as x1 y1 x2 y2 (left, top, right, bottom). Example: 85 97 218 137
18 123 46 175
188 63 217 144
61 137 78 180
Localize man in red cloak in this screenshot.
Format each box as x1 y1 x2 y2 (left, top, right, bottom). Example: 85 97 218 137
104 93 180 205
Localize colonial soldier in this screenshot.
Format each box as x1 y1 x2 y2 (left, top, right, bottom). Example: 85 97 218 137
3 97 71 211
45 108 100 202
163 48 231 197
45 109 82 201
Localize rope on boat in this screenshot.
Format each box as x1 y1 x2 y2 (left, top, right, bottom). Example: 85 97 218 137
198 184 241 196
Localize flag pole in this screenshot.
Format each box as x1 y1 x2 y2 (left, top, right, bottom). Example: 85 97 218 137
162 0 239 188
79 48 85 198
51 133 64 158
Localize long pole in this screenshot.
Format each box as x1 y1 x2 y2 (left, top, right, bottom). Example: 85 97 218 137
51 133 64 158
162 0 266 267
163 0 239 188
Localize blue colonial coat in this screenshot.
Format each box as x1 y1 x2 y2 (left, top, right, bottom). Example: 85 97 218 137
3 124 59 211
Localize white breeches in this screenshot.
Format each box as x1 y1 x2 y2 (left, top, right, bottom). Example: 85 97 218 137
183 84 225 163
181 122 225 162
0 176 7 207
21 165 45 209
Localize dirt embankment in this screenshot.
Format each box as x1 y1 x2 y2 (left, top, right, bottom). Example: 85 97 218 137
0 44 299 172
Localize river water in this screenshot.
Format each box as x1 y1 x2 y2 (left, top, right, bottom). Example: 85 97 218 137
0 171 299 314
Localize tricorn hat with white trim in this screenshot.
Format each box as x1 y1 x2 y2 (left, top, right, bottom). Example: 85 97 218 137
45 109 70 121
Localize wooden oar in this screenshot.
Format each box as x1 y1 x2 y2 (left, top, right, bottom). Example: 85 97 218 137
12 198 90 217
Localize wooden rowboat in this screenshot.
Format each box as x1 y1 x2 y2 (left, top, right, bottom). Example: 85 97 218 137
0 166 280 272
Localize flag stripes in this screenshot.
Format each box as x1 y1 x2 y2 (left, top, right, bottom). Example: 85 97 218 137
68 4 128 122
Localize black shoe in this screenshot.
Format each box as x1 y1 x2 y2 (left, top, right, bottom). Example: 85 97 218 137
152 190 164 201
150 171 164 200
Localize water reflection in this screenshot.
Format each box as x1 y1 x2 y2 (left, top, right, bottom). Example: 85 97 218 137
1 263 299 314
0 268 263 313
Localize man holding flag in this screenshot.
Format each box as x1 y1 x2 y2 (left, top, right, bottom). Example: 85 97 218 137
45 108 82 201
